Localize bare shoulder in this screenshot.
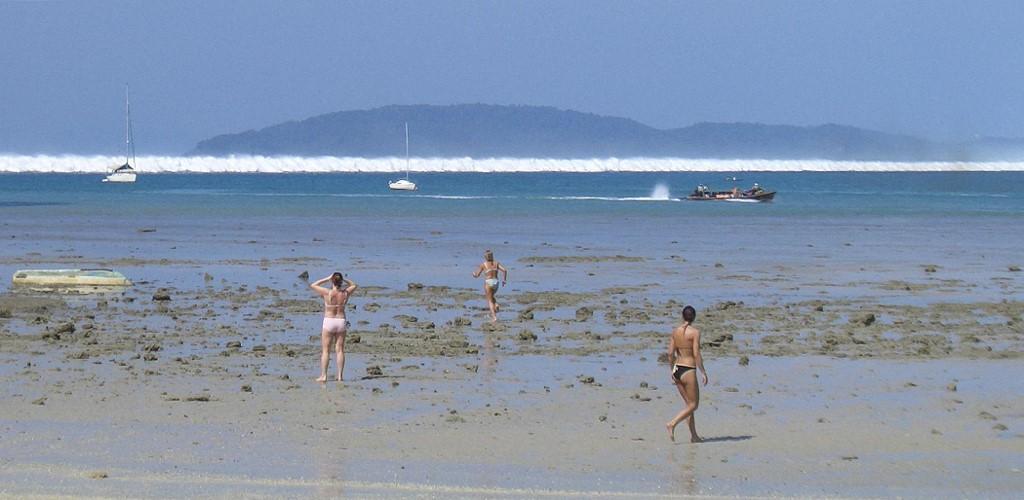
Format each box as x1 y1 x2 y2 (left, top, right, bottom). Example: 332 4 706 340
671 324 687 340
681 325 700 340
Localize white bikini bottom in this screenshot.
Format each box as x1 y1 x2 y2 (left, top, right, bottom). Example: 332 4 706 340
322 317 348 334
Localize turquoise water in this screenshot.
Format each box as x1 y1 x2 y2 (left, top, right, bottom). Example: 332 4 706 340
1 172 1021 304
1 172 1021 217
2 173 1021 497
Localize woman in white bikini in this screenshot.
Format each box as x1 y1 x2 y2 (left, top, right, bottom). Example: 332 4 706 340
472 250 508 322
666 305 709 443
309 272 357 382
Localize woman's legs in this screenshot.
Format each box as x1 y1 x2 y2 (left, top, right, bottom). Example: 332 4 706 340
317 328 333 382
666 371 701 442
484 285 498 321
334 328 346 381
666 379 687 441
684 377 701 442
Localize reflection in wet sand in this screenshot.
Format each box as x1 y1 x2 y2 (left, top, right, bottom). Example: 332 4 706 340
313 385 349 497
668 444 699 496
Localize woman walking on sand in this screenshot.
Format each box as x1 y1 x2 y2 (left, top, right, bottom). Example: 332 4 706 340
472 250 507 322
666 305 709 442
309 272 357 382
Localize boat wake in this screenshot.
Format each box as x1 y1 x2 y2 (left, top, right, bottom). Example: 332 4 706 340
543 183 675 202
542 196 679 202
146 189 670 202
146 190 505 201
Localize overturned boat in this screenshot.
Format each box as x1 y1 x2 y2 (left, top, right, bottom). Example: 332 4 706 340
685 184 775 202
12 269 132 287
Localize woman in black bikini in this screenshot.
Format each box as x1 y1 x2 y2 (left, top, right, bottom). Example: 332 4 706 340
666 305 709 442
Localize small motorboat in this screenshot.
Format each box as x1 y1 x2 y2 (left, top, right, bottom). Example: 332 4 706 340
12 269 132 287
685 183 775 202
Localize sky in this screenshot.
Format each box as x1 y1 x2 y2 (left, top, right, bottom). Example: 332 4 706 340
1 0 1023 154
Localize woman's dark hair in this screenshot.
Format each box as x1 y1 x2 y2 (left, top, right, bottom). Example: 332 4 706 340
682 305 696 322
484 250 494 262
331 272 344 288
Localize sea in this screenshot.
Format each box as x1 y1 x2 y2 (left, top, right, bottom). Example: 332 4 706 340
1 160 1023 496
1 159 1021 308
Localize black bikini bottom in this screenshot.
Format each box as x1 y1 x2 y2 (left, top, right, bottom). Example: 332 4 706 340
673 364 695 381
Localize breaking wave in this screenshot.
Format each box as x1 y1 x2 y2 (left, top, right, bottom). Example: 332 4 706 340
1 155 1022 173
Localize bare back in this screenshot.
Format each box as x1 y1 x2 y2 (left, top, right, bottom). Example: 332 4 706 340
482 261 500 279
671 323 699 367
324 289 350 319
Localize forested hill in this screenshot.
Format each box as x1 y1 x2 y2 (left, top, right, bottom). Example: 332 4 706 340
189 104 989 160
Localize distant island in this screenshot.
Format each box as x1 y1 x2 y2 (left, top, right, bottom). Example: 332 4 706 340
188 104 1023 161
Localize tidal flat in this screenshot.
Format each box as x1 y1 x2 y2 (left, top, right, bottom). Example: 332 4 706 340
1 177 1023 497
1 243 1022 497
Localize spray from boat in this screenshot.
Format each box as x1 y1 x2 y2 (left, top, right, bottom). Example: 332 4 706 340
650 183 671 200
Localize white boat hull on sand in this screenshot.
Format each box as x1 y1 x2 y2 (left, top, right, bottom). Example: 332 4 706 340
12 269 132 287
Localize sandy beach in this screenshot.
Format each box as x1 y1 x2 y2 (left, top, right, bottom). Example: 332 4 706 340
6 0 1024 494
1 203 1022 498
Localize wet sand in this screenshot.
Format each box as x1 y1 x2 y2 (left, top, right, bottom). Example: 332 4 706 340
1 205 1023 498
0 245 1022 498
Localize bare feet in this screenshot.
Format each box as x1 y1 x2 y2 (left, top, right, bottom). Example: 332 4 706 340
666 422 675 442
315 375 327 383
691 435 703 444
336 376 343 382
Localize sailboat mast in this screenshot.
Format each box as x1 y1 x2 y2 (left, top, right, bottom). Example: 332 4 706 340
125 84 131 165
404 122 410 180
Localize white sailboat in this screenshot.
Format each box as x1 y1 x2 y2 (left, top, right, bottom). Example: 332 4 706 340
103 84 137 183
388 122 417 191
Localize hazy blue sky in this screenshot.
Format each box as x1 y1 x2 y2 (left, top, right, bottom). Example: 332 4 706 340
2 0 1022 154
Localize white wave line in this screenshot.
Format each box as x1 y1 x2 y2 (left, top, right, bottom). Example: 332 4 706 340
2 154 1024 173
